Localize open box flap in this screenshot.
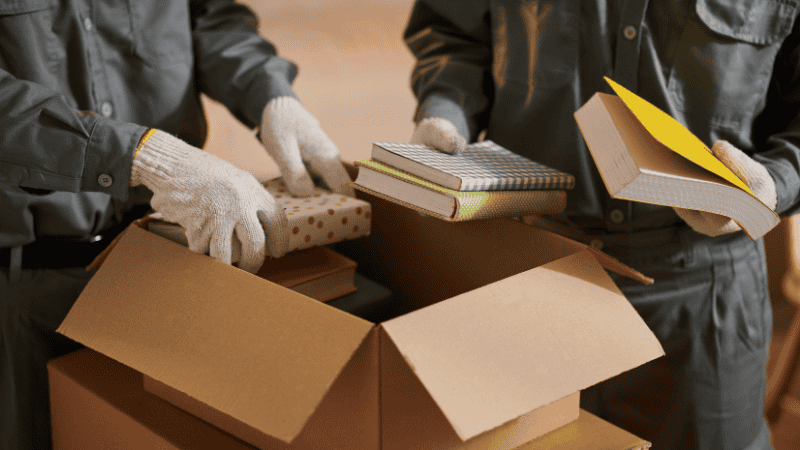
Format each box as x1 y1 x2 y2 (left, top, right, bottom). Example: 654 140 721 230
57 225 375 444
512 218 654 284
381 249 664 442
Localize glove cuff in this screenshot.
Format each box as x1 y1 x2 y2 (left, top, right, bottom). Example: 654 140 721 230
130 130 195 187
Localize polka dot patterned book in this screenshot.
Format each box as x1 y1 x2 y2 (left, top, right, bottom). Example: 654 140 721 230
371 140 575 192
145 177 372 261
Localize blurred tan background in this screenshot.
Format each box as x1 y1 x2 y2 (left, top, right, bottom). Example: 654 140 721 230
203 0 416 181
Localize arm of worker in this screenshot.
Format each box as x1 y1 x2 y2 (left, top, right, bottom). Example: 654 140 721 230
675 19 800 236
0 69 147 199
0 69 286 272
189 0 352 197
404 0 493 153
750 19 800 218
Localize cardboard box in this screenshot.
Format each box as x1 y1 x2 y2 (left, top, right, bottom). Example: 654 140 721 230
48 348 650 450
48 348 255 449
57 191 664 450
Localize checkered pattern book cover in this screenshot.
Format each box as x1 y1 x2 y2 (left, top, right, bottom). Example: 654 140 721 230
372 140 575 191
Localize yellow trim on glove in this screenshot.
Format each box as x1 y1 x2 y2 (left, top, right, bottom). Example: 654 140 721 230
133 128 158 160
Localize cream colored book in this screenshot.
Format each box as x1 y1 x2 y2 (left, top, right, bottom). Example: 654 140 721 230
574 78 779 240
353 160 566 221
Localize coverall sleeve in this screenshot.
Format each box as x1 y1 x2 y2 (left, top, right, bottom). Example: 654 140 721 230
0 69 147 199
753 17 800 216
190 0 298 130
403 0 493 142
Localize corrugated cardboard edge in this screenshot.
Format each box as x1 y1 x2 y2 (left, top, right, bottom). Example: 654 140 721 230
516 220 654 285
586 246 654 285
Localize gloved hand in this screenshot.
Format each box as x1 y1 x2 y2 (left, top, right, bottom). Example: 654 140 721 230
259 97 353 197
674 140 777 237
410 117 467 154
130 130 289 273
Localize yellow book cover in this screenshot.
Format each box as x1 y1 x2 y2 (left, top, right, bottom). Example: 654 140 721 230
574 78 779 240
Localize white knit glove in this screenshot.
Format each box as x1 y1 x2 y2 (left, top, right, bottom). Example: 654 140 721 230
260 97 353 197
410 117 467 154
674 140 777 237
131 130 289 273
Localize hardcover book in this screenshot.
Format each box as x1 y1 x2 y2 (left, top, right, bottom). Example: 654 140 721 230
574 77 779 240
256 246 358 303
371 140 575 192
353 160 566 222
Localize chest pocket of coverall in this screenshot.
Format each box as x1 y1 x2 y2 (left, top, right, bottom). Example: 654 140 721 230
668 0 798 142
490 0 578 90
0 0 63 74
97 1 192 65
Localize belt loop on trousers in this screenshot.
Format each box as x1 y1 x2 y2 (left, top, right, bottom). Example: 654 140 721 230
8 246 22 284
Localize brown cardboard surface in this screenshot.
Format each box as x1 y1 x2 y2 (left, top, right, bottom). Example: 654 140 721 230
60 191 660 450
336 190 651 315
48 348 255 450
380 327 581 450
57 225 374 444
516 409 652 450
49 350 645 450
143 327 380 450
381 250 663 441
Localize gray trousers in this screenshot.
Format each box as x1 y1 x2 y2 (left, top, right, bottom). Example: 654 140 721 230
582 227 773 450
0 265 92 450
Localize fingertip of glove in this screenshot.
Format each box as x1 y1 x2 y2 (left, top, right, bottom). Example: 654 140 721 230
238 258 264 274
257 209 290 258
283 173 316 197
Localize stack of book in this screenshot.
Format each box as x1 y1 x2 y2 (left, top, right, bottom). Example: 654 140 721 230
353 141 575 221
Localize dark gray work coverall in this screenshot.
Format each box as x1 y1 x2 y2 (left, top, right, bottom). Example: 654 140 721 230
405 1 800 449
0 1 297 449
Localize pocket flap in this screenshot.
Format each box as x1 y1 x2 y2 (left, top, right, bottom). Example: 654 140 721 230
0 0 50 15
696 0 798 44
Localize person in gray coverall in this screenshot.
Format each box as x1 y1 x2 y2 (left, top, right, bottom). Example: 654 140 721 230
0 1 353 449
404 1 800 449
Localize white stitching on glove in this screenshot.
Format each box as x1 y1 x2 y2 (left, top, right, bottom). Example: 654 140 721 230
410 117 467 154
673 140 777 237
260 97 354 198
131 130 289 273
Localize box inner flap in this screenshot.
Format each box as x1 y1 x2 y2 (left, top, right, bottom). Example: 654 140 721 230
57 225 374 444
382 249 664 441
